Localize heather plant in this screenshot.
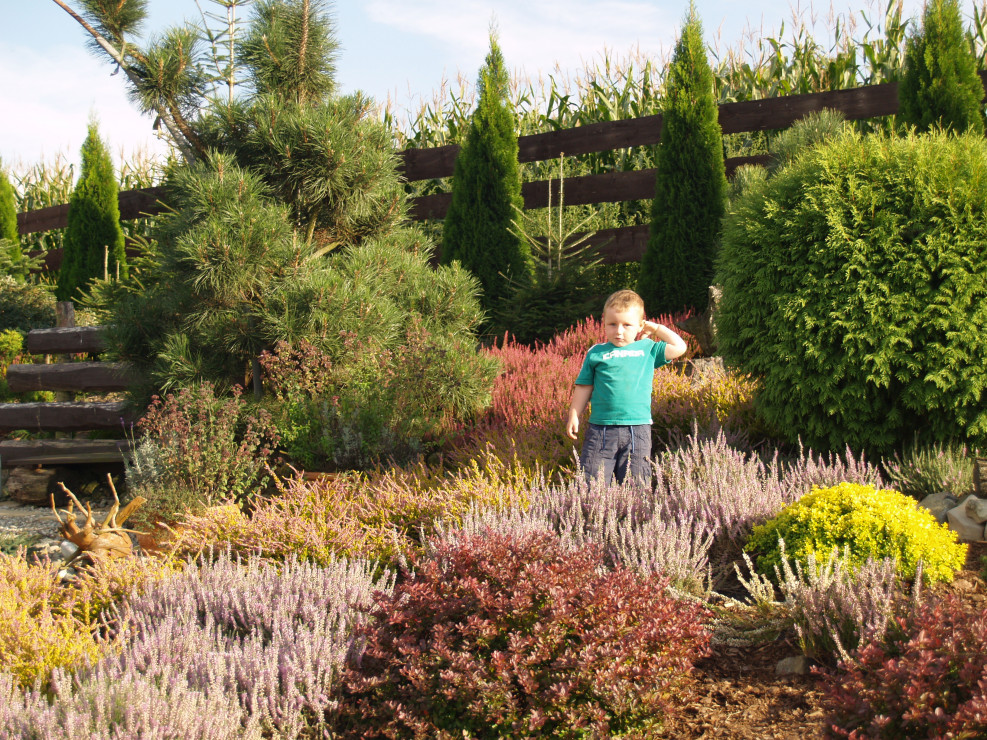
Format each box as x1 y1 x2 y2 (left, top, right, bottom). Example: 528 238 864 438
57 121 126 302
638 5 727 315
436 473 714 595
899 0 986 135
126 382 279 530
774 541 903 665
746 482 966 585
882 439 978 499
656 431 883 580
337 530 712 738
717 130 987 455
820 593 987 739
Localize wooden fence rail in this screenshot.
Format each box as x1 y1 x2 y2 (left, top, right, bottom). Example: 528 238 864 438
14 73 987 266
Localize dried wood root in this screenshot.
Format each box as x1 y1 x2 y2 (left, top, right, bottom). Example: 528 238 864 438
51 474 146 563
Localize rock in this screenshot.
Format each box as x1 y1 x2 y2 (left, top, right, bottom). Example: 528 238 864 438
4 467 59 506
776 655 811 676
26 538 63 562
965 495 987 524
919 492 959 524
946 504 987 542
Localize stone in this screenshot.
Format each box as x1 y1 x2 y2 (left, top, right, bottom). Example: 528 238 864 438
965 495 987 524
919 492 959 524
946 504 987 542
776 655 811 676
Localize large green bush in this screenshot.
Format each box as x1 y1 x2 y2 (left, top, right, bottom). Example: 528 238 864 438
898 0 985 135
717 130 987 455
638 6 726 314
57 122 126 301
0 167 23 279
441 35 531 315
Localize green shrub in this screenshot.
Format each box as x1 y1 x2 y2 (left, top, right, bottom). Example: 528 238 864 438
57 121 126 302
0 167 23 279
745 482 967 584
717 130 987 455
441 34 531 314
899 0 986 135
0 275 55 334
638 6 726 314
767 108 846 173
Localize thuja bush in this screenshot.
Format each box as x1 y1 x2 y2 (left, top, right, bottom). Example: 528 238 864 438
337 530 712 738
746 482 966 584
717 130 987 456
656 431 883 579
820 594 987 739
170 450 533 568
437 473 714 595
126 382 279 529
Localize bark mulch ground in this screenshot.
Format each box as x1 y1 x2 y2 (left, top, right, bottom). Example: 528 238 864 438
660 541 987 739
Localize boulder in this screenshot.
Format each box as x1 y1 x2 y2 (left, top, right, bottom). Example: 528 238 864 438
776 655 811 676
946 504 986 542
919 492 958 524
965 495 987 524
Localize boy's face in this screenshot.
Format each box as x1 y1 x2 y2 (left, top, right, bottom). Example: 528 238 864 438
603 306 645 347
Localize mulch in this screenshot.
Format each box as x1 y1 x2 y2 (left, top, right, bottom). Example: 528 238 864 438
659 541 987 739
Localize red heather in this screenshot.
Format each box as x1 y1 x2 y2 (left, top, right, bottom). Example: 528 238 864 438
338 529 712 739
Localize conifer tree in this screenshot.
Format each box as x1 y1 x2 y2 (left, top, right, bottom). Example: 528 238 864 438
57 122 126 301
0 165 23 279
441 35 530 315
899 0 986 134
638 6 726 314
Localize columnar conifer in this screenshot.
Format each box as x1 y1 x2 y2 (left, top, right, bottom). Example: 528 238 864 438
0 166 22 279
441 35 530 315
57 122 126 301
638 6 726 314
899 0 986 134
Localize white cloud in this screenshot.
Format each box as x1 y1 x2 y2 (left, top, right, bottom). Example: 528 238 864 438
0 42 171 173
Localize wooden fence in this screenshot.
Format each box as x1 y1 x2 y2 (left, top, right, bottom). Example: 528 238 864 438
18 72 987 268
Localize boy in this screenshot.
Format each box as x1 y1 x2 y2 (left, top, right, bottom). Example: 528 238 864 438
566 289 687 485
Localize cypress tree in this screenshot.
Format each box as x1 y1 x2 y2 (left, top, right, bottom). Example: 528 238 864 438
441 35 530 315
899 0 986 135
57 122 126 301
0 166 22 279
638 5 726 314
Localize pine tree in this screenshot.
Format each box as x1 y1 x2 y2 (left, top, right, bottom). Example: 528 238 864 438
638 5 727 314
441 35 530 315
899 0 986 135
57 122 126 301
0 165 23 279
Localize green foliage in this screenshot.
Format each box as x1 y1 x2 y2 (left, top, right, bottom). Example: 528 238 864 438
441 35 531 315
717 130 987 455
638 6 727 315
57 122 126 302
767 108 847 173
745 482 967 585
0 276 55 334
899 0 986 135
0 166 23 279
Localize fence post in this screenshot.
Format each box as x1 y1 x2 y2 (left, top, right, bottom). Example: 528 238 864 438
55 302 76 439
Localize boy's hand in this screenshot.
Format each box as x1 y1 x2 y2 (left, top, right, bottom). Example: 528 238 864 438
566 409 580 439
639 321 661 340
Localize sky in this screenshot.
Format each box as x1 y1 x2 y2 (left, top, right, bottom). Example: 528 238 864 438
1 0 937 175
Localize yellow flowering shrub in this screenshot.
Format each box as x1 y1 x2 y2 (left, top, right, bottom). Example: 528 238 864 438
746 482 967 584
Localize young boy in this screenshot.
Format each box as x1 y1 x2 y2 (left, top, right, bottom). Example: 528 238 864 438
566 289 687 485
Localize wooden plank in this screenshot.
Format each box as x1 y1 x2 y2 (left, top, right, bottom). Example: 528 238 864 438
409 153 772 221
25 327 107 355
6 362 136 393
16 186 167 236
0 401 134 433
585 224 650 264
0 439 133 467
30 242 144 273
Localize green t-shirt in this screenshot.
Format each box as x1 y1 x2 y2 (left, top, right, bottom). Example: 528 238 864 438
574 338 669 425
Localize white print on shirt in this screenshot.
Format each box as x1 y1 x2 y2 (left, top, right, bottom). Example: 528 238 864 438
600 348 646 361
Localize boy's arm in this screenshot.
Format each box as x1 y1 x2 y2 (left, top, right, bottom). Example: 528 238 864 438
641 321 688 361
567 384 593 439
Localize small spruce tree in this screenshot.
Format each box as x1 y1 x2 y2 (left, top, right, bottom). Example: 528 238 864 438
899 0 986 135
441 34 530 315
57 122 126 301
0 165 23 279
638 5 727 314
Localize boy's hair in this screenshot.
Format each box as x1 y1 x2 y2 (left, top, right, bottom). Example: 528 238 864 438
603 289 646 318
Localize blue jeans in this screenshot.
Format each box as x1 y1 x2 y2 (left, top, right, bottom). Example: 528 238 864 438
579 423 652 486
